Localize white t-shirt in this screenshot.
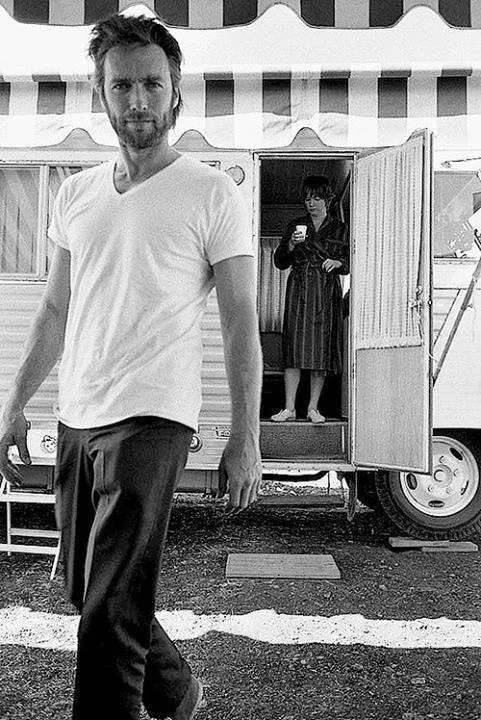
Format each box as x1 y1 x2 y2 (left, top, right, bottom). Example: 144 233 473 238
48 155 253 431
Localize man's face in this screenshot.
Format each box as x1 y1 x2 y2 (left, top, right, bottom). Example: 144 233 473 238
101 43 179 150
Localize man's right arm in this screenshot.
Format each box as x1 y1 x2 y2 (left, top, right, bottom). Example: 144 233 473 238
0 245 71 486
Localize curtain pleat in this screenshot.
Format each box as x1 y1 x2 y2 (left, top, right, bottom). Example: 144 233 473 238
354 135 424 348
258 236 288 333
0 167 39 274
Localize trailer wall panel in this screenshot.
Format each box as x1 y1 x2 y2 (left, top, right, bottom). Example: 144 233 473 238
0 283 232 472
0 281 58 429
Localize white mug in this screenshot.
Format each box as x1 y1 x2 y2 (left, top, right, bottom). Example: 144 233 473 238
295 224 307 240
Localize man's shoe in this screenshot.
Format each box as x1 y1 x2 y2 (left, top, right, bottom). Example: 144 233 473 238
171 676 204 720
271 409 296 422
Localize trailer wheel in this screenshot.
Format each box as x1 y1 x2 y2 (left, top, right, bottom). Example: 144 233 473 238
374 431 481 540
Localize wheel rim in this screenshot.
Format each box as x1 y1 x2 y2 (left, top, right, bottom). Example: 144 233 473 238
399 436 479 518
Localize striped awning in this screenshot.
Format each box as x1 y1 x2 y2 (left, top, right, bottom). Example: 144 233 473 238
1 0 481 28
1 67 480 150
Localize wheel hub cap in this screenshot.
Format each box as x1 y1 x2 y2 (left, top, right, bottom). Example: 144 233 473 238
433 467 450 486
399 437 479 517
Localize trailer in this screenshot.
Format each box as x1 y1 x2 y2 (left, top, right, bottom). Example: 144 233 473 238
1 2 481 540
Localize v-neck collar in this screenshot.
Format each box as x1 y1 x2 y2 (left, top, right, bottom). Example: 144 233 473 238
110 154 183 197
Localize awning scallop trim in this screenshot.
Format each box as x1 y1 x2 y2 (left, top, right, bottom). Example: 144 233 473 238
0 0 480 29
1 68 481 151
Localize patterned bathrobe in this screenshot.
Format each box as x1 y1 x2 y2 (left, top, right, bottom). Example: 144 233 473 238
274 213 349 373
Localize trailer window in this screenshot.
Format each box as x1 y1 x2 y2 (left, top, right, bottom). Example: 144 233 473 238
46 166 84 273
0 164 90 279
0 167 40 275
433 171 481 258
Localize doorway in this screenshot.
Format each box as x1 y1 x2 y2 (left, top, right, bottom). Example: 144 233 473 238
257 155 352 459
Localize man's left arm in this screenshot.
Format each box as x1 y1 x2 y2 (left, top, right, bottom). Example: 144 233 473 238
213 255 263 511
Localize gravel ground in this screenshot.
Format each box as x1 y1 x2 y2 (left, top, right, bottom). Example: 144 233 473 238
0 484 480 720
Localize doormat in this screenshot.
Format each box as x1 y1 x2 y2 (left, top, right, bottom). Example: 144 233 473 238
388 537 478 553
226 553 341 579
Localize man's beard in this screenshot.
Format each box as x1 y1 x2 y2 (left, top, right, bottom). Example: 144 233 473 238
109 107 174 150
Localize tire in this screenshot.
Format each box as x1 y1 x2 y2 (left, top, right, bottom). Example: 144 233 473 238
356 471 382 512
374 430 481 540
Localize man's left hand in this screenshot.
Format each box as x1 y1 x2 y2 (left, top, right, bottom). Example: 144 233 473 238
217 440 262 513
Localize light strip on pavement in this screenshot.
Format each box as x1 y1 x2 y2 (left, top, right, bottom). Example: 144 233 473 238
1 607 481 652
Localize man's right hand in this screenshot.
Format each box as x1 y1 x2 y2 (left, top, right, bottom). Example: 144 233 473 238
0 410 31 487
217 439 262 513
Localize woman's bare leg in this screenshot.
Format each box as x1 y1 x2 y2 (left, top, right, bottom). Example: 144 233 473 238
284 368 301 411
308 371 326 412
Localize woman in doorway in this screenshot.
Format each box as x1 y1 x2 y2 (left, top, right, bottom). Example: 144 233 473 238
271 175 349 423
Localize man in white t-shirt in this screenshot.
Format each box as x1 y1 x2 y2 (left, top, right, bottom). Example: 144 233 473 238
0 14 262 720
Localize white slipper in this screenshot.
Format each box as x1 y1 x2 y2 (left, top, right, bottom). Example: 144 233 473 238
307 409 326 424
271 409 296 422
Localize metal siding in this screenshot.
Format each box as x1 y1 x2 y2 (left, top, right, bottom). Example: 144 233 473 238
0 284 231 463
195 153 254 466
0 152 251 472
433 287 481 428
193 151 255 466
432 287 458 339
431 262 481 428
185 439 228 469
185 292 230 469
0 282 58 428
200 294 230 422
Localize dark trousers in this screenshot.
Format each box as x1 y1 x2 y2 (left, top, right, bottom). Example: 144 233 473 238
54 416 194 720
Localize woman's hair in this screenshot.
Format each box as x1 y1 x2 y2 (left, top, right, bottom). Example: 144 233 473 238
301 175 334 202
88 13 183 125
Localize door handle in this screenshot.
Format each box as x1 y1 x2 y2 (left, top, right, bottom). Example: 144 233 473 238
409 285 424 310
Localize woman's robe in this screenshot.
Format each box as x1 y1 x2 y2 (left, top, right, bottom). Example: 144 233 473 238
274 212 349 372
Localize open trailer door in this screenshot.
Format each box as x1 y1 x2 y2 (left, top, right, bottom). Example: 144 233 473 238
351 130 433 474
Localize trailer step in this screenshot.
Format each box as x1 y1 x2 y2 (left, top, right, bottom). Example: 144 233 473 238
257 494 344 508
260 419 348 460
226 553 341 579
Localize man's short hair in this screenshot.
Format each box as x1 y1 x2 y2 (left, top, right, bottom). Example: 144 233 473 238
88 13 183 124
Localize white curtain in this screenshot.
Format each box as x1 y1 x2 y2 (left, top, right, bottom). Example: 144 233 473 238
258 236 289 333
0 167 39 275
353 134 425 349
